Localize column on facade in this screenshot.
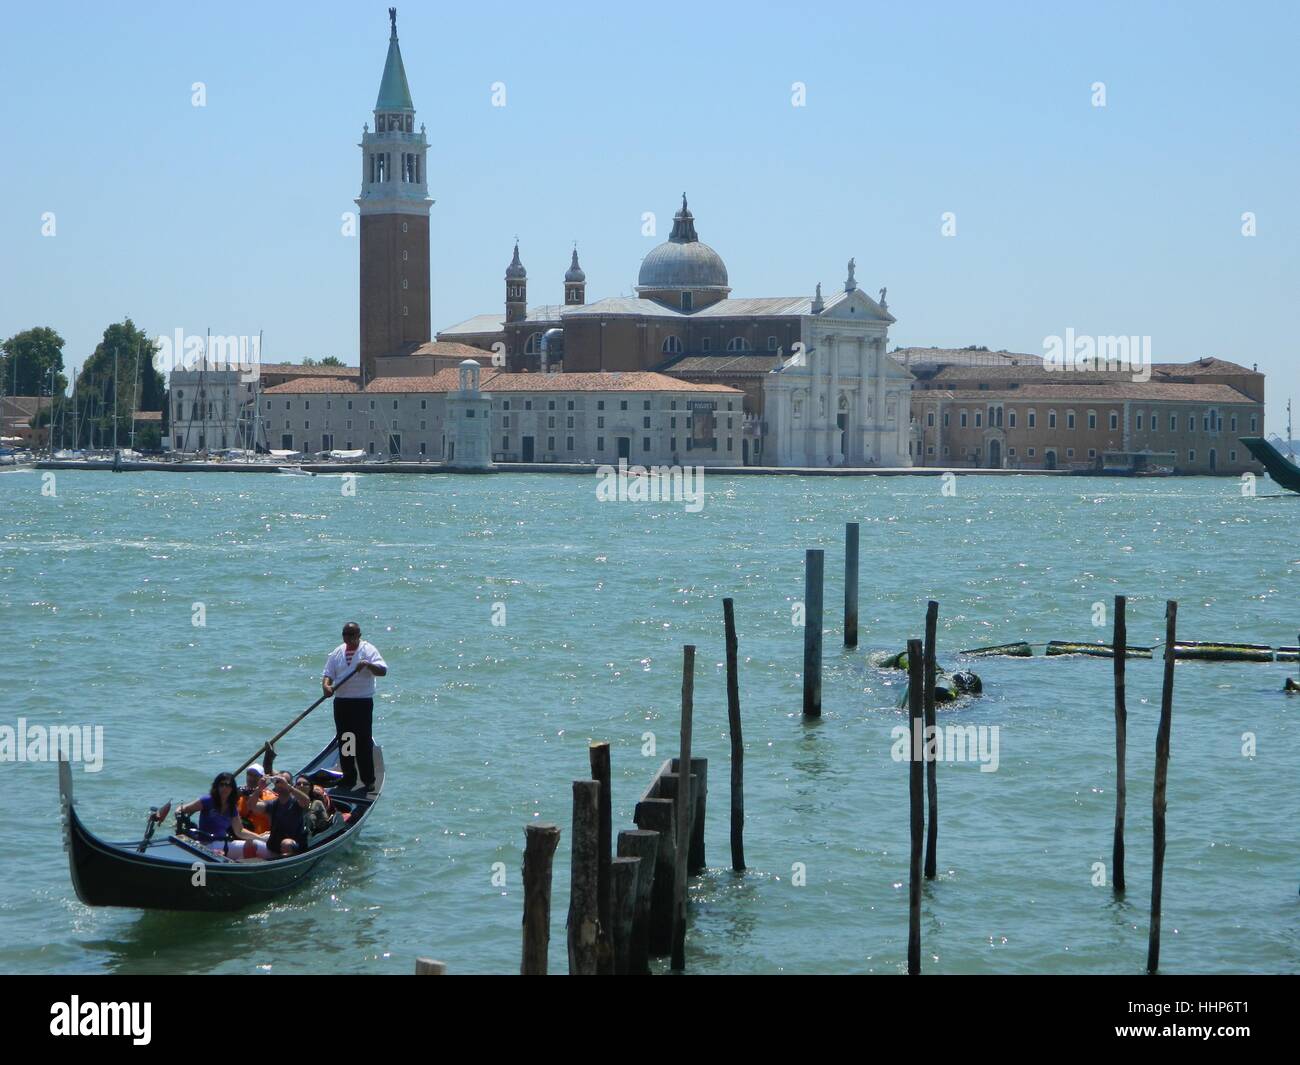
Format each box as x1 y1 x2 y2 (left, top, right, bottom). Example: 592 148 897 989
872 338 886 465
827 333 840 466
855 336 869 465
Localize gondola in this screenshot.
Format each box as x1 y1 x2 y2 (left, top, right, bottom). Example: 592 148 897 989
1240 437 1300 494
59 737 384 912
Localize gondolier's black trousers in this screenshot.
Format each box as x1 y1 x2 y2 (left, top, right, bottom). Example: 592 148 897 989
333 697 374 788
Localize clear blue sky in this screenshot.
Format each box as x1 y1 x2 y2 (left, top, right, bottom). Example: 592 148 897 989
2 0 1295 429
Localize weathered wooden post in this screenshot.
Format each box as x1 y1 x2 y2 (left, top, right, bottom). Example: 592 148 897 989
610 856 640 975
567 779 600 975
687 757 707 874
844 522 860 648
723 597 745 872
923 600 939 880
633 797 675 956
414 958 446 974
617 828 660 974
1112 594 1127 894
521 821 561 975
906 638 925 975
588 741 613 975
804 549 824 717
1147 600 1177 974
671 644 695 971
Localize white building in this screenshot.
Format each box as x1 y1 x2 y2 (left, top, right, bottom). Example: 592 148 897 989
259 368 744 466
762 265 914 467
167 366 262 452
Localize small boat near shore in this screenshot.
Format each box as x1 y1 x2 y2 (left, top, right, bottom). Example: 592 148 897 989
60 738 383 911
277 466 316 476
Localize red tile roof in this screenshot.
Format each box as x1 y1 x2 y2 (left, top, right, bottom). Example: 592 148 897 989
262 377 362 394
939 383 1256 403
258 363 359 377
360 369 741 394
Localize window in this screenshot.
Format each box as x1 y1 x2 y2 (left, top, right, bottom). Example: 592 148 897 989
1048 410 1057 429
347 400 353 410
503 400 511 411
1170 414 1177 432
643 400 651 410
1188 415 1195 432
1027 447 1036 457
1230 415 1237 432
701 337 711 352
1136 413 1144 431
420 399 426 410
567 436 575 450
597 437 604 451
547 416 555 429
1109 412 1118 430
1007 447 1016 456
1067 411 1076 430
670 417 676 429
681 292 692 312
567 400 575 411
960 411 968 428
767 336 778 350
567 416 574 429
1230 450 1237 462
662 336 683 355
1008 411 1016 429
548 400 556 411
726 337 751 352
597 416 604 429
502 436 509 450
643 437 651 451
420 441 426 456
643 417 651 429
926 412 935 428
1250 415 1257 431
503 415 510 428
1066 448 1074 458
1028 410 1036 428
943 412 950 427
620 400 628 411
597 400 605 411
547 436 556 451
1087 411 1096 430
525 400 532 411
1189 449 1196 461
974 412 982 428
1088 449 1096 459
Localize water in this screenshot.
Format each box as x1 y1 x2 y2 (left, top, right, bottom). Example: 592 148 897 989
1 468 1296 974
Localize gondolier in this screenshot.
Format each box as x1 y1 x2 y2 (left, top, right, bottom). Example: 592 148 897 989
323 622 387 793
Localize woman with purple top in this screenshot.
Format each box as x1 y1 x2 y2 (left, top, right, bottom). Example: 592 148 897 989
175 772 270 858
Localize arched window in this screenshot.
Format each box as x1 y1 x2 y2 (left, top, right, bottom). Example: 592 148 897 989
524 333 542 355
726 337 751 352
662 336 683 355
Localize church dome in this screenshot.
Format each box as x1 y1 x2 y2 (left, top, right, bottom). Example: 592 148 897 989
636 196 729 294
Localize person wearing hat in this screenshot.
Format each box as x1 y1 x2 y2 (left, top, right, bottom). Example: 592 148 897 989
322 621 387 793
238 765 277 835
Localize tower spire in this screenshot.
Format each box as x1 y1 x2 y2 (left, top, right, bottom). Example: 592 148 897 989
376 7 414 112
669 193 698 243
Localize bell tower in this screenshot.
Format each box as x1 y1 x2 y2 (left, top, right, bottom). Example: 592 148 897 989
505 242 527 323
357 8 432 383
564 247 586 305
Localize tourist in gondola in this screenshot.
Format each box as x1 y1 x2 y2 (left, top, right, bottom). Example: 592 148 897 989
322 621 387 794
175 772 271 858
243 773 312 857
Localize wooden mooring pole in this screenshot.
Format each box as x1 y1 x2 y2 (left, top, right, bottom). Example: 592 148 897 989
521 822 561 975
804 549 824 717
1112 594 1127 894
906 638 925 975
923 601 939 880
567 779 600 975
1147 599 1177 974
588 741 614 975
723 597 745 871
671 644 695 971
610 856 640 975
844 522 860 648
617 828 659 974
414 958 446 974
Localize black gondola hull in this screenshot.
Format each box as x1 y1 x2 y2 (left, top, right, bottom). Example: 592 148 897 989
60 739 383 912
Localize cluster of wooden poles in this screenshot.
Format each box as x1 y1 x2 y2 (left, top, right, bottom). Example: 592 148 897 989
511 600 749 975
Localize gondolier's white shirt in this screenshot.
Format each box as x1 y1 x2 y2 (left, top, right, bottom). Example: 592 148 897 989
323 640 387 699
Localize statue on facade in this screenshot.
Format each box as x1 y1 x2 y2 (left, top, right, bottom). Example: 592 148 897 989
845 258 857 291
878 286 887 309
389 7 398 34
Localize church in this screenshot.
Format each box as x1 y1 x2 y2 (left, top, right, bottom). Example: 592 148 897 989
342 11 912 468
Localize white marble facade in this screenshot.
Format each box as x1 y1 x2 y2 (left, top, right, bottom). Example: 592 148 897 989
763 269 914 467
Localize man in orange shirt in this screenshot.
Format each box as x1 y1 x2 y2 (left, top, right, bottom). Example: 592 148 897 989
237 765 276 836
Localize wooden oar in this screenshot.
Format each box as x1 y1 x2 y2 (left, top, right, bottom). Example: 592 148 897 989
235 665 363 775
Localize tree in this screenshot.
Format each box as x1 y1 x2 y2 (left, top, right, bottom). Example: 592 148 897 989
72 319 163 449
318 356 345 367
1 327 67 397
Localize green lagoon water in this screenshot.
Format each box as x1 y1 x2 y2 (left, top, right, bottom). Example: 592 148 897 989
1 468 1296 974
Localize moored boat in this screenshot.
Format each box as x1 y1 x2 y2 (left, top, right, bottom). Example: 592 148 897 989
59 738 383 911
1240 437 1300 493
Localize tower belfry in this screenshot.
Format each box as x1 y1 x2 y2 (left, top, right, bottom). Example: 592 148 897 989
357 7 432 382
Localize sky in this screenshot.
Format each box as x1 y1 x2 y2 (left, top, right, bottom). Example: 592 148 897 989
1 0 1296 430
